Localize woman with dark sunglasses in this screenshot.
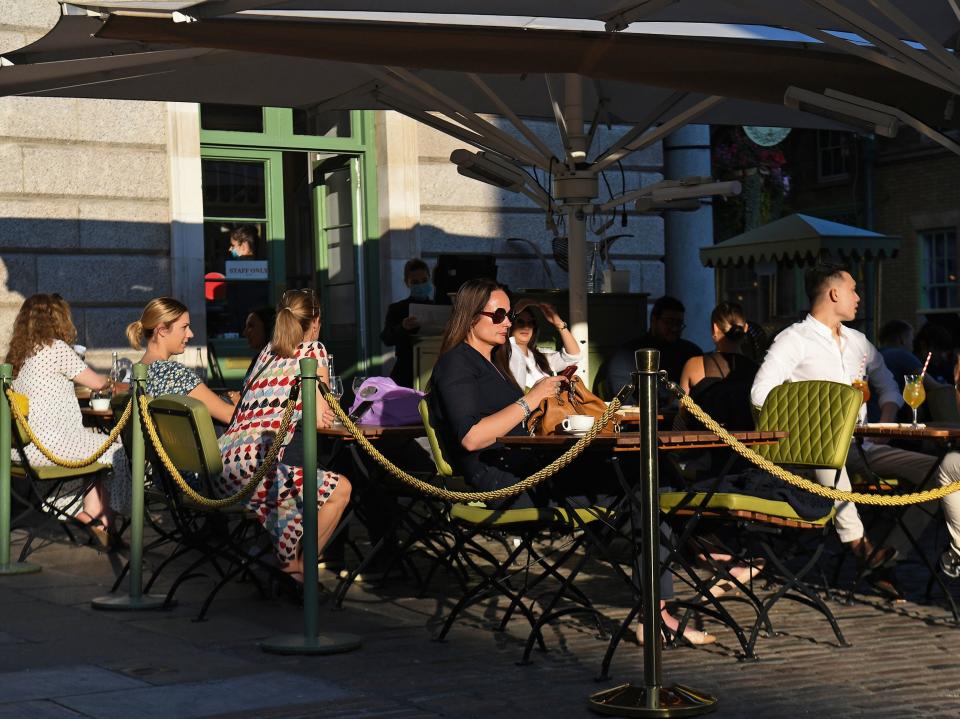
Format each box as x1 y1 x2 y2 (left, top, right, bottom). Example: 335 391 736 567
427 279 563 505
508 301 581 391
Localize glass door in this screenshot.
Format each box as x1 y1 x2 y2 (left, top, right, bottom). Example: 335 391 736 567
313 153 369 380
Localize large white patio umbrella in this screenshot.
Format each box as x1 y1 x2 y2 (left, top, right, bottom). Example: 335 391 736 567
11 6 958 380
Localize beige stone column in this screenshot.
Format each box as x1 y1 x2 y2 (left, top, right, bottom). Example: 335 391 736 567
375 110 421 319
166 102 206 343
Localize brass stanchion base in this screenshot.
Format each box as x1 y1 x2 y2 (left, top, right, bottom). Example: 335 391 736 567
261 633 362 655
0 561 41 575
588 683 718 717
90 594 168 611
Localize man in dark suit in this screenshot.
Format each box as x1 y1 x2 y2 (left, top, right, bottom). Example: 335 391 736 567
381 258 434 387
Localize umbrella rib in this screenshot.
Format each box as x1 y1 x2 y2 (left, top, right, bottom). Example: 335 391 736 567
754 0 960 95
865 0 960 80
381 65 550 170
544 74 574 167
808 0 960 94
593 95 723 173
465 72 557 164
592 90 686 166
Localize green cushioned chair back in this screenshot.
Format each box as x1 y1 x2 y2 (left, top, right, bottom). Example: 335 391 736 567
147 394 222 478
419 397 454 478
756 380 860 470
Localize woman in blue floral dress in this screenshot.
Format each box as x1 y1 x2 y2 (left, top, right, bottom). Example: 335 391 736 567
216 289 352 580
128 297 239 423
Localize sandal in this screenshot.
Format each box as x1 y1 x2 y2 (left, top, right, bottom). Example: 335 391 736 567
708 560 766 598
636 623 716 646
74 512 110 551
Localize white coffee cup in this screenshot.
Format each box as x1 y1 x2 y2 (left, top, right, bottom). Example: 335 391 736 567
90 398 110 412
561 414 594 433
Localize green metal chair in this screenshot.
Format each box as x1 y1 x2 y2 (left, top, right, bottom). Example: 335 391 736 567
140 394 273 620
9 393 110 560
660 380 860 656
418 397 610 651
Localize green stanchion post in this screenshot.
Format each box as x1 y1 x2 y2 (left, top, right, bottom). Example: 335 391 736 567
262 357 361 655
589 349 717 717
92 363 164 610
0 363 40 575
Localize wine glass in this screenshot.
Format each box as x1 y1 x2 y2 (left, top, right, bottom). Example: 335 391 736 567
851 375 870 425
352 375 367 396
903 374 926 429
329 375 344 426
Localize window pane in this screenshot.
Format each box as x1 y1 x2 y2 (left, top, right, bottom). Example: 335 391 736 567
203 220 270 339
921 227 958 309
202 160 266 219
200 104 264 133
293 108 352 137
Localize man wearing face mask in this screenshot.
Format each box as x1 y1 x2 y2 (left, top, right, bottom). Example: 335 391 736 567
381 258 435 387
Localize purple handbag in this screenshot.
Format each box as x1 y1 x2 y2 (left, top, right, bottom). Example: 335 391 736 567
348 377 424 426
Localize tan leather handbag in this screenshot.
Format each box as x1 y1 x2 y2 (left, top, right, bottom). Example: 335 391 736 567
527 375 615 436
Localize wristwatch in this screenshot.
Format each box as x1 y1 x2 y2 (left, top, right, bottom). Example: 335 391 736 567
556 321 568 331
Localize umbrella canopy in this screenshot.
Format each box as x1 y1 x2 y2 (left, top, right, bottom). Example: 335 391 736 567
699 214 901 268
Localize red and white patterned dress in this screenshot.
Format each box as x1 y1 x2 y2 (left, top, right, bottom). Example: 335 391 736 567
216 341 339 562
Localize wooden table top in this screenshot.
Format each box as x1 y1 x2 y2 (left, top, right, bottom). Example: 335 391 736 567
497 429 787 451
854 423 960 440
317 424 425 441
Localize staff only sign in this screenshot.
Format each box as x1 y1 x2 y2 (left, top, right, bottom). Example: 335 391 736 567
225 260 269 281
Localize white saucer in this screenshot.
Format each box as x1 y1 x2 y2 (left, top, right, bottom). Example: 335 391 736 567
561 428 591 436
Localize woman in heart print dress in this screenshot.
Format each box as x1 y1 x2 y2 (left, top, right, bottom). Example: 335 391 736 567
216 288 352 581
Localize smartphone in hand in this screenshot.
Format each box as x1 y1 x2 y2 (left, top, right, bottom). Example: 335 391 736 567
559 364 578 380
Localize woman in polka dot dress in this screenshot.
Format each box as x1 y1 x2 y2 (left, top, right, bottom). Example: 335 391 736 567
217 289 351 581
5 293 130 543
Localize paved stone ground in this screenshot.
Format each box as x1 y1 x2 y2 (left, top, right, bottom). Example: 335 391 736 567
2 520 960 719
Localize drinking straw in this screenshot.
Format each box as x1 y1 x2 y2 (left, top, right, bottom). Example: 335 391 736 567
855 353 867 379
920 351 932 379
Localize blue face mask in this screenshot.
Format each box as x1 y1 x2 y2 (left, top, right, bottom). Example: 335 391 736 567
409 281 433 301
229 247 241 258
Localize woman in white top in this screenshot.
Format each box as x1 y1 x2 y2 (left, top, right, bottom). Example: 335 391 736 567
507 301 581 390
5 293 129 547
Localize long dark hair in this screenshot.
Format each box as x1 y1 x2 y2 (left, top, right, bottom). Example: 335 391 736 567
512 308 552 376
439 278 519 390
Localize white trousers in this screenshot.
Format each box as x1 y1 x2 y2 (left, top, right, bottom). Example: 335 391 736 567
816 443 960 555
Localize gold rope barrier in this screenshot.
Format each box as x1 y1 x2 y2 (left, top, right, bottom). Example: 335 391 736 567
138 391 298 509
673 384 960 506
7 388 132 468
320 385 621 503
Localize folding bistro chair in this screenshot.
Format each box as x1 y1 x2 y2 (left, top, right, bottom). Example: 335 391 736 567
139 394 274 620
659 380 861 656
8 391 111 560
419 398 612 652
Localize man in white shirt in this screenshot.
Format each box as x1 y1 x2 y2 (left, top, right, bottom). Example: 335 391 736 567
751 263 960 587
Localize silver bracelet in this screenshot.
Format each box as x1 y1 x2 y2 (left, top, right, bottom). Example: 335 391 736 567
515 397 531 421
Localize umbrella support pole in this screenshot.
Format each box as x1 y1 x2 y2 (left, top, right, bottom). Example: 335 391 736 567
588 350 717 718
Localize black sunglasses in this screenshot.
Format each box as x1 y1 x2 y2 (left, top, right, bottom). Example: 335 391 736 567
478 308 517 325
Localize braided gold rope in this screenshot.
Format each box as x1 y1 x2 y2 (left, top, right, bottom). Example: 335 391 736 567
138 391 297 509
677 391 960 506
321 388 621 502
6 388 132 467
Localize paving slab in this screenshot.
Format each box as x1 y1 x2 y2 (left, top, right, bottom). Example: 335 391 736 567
56 671 348 719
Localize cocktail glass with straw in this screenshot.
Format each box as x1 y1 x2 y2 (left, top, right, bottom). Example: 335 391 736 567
903 374 926 428
851 375 870 424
